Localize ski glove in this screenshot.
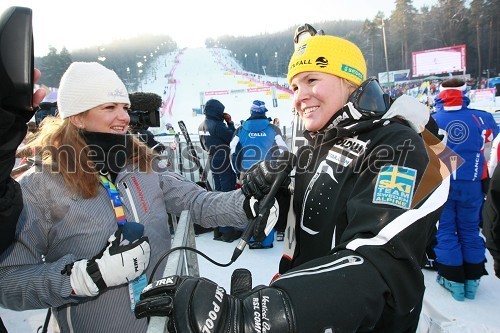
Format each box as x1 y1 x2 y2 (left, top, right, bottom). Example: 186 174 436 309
64 226 150 296
241 159 292 200
134 275 296 333
243 196 279 242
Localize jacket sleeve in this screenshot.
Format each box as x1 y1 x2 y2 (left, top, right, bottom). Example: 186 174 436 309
0 108 29 254
214 122 236 144
229 128 242 176
271 250 390 332
159 171 249 228
272 125 288 152
0 183 77 310
483 164 500 262
0 178 23 254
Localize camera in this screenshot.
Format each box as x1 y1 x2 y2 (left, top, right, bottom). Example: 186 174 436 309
128 92 161 132
0 6 34 112
35 101 57 126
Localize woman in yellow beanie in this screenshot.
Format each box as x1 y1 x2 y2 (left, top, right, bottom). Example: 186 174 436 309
127 33 449 333
242 34 448 332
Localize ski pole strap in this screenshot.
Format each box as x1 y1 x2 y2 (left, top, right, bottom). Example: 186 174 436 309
99 174 127 227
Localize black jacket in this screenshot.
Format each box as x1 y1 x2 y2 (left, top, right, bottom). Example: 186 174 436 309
272 114 447 332
203 100 235 172
0 107 27 254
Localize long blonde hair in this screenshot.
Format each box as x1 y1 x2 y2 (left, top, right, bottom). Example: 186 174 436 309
23 116 155 198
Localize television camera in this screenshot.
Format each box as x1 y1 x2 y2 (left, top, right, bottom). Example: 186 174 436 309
128 92 161 132
0 6 34 113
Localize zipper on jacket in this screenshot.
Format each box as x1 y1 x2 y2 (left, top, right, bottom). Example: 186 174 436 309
122 181 140 222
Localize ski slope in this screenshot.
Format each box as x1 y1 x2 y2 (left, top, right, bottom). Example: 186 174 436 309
140 47 295 137
1 47 500 333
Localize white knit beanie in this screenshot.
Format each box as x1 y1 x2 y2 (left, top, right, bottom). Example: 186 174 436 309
57 62 130 119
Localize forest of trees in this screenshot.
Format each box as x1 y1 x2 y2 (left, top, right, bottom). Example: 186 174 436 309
35 0 499 90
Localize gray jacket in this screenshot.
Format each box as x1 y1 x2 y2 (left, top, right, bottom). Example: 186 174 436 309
0 165 248 332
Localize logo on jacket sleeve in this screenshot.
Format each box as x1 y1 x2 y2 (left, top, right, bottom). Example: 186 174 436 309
372 165 417 209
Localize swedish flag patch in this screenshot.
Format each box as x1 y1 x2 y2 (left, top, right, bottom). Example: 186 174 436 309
372 165 417 209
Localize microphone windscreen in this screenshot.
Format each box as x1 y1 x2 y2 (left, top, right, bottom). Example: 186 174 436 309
129 92 162 113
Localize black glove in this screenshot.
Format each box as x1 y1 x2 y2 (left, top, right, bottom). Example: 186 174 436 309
241 159 292 200
134 275 295 333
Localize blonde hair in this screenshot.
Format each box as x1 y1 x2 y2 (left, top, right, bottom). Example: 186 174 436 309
341 78 359 106
23 116 155 198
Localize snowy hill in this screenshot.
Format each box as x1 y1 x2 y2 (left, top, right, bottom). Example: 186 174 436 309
140 47 295 137
1 47 500 333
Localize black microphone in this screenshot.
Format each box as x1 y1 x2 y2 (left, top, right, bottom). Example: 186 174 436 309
231 151 297 262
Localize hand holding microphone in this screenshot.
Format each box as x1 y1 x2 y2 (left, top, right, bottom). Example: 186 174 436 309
233 151 296 262
240 152 294 200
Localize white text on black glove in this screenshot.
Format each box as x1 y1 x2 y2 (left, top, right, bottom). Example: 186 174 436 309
243 196 279 242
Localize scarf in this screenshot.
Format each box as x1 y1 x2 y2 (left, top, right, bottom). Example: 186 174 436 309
81 131 132 175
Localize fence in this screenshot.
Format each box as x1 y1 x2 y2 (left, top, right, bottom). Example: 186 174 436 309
155 130 293 187
147 210 199 333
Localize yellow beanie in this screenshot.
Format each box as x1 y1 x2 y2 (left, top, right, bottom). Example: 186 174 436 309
287 35 367 86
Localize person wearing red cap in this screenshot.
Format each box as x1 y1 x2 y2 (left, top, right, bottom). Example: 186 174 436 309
431 78 499 301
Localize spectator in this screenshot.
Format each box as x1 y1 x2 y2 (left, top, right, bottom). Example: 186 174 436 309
230 100 290 248
432 78 499 301
165 123 175 134
199 99 241 242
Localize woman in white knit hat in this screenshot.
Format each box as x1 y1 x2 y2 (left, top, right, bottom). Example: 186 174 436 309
136 28 449 333
0 62 264 333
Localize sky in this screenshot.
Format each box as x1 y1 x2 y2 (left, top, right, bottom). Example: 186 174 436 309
1 0 439 57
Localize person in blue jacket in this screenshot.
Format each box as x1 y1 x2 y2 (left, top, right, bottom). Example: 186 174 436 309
230 100 289 248
200 99 241 242
432 77 499 301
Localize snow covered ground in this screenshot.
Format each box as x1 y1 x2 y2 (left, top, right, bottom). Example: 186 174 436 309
1 47 500 332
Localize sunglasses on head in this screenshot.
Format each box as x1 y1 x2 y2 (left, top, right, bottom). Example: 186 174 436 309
348 77 392 115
